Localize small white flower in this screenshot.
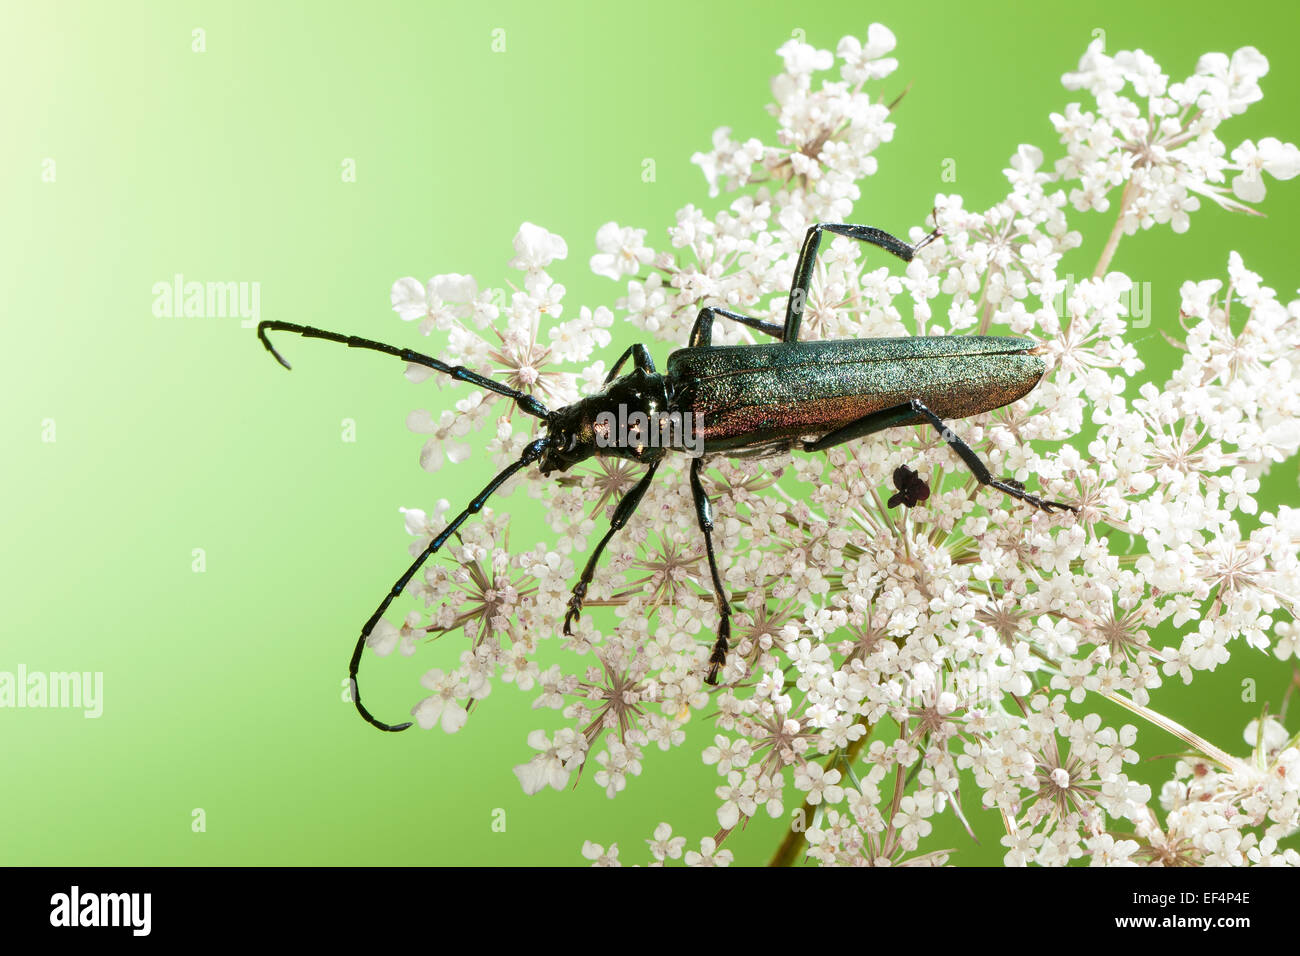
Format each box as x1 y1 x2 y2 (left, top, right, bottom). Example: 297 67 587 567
410 669 468 734
684 837 733 867
513 729 585 795
590 222 654 281
647 823 687 863
581 841 621 866
509 222 568 273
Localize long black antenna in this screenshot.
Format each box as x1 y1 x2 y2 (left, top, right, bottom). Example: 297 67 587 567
256 320 555 731
348 437 550 731
257 321 554 421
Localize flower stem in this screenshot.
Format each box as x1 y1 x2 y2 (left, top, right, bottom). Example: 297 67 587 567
768 721 874 867
1101 691 1241 771
1093 180 1135 278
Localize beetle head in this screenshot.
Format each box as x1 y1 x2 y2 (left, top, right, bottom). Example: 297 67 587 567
539 403 601 476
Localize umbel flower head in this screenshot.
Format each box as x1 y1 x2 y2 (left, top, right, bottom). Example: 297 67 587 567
385 26 1300 866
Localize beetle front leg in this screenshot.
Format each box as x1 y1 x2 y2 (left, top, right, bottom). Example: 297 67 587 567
603 343 657 385
689 458 733 684
804 399 1077 514
564 460 661 635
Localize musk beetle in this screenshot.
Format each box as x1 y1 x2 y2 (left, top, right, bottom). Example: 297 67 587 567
258 220 1077 733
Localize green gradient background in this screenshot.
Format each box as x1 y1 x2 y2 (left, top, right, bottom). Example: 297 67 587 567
3 1 1298 866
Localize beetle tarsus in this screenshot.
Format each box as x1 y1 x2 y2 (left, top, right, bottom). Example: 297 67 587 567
897 398 1079 517
705 616 731 686
690 305 785 347
988 477 1078 514
563 586 586 636
911 206 942 254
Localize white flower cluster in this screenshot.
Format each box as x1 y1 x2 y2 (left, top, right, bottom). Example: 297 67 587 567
1056 42 1300 228
385 28 1300 866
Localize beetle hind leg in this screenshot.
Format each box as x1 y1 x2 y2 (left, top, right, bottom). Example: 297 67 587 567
902 398 1078 514
983 476 1076 514
803 398 1078 515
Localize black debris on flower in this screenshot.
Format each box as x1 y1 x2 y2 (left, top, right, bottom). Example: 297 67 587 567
888 465 931 509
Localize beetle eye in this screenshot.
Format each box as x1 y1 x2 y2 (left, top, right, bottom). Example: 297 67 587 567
565 433 580 453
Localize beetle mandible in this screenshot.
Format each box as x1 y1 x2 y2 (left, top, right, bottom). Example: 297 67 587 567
257 220 1077 733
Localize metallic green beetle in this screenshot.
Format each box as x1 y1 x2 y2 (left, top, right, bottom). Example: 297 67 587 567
258 221 1076 733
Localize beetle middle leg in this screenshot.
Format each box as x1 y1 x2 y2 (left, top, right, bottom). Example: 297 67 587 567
783 222 932 342
689 306 784 347
804 399 1077 514
563 460 661 635
689 458 733 684
692 218 941 347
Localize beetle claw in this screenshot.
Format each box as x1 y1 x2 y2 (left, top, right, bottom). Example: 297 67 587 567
991 477 1079 516
704 617 730 686
563 585 586 636
705 653 726 686
1023 492 1080 516
912 207 942 253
